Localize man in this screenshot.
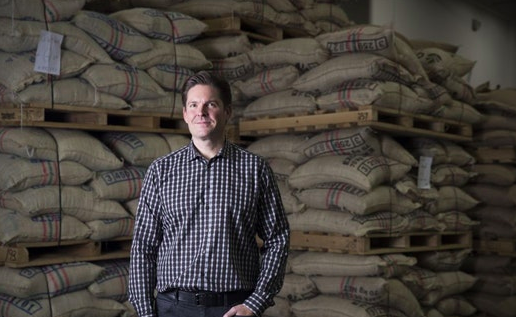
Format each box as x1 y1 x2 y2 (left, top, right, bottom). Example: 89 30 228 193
129 70 290 317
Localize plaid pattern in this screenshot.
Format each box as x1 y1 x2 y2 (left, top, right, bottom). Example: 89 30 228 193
129 141 289 317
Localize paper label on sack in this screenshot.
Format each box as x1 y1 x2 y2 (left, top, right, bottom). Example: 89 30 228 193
34 30 63 75
417 156 433 189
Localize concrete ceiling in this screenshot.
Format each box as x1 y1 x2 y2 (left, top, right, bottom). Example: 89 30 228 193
464 0 516 23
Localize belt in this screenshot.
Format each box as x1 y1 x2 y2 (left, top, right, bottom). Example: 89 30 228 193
163 289 252 307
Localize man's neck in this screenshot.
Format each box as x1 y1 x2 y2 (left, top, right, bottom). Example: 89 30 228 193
192 138 225 159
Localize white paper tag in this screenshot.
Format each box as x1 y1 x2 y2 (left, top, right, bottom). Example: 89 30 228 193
34 30 63 75
417 156 433 189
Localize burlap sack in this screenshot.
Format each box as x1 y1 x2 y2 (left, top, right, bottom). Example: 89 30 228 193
312 276 387 303
277 181 306 214
294 184 420 215
101 132 170 167
18 78 129 109
47 128 124 171
124 40 212 70
80 63 167 102
476 88 516 115
432 98 484 124
0 209 91 244
88 166 147 200
416 249 472 272
420 271 477 306
243 89 317 118
146 64 194 91
402 209 446 232
0 154 93 192
167 0 240 19
292 53 417 93
0 19 113 63
246 134 310 164
405 138 475 166
380 135 418 167
130 91 183 114
1 49 94 92
267 157 298 182
288 155 411 192
477 114 516 131
301 3 350 26
461 254 514 274
294 127 381 159
288 208 408 236
0 262 103 299
475 219 516 239
463 183 514 207
87 218 134 241
436 295 476 315
72 10 153 61
435 211 480 231
315 25 428 81
472 129 516 147
291 295 408 317
431 164 476 187
416 47 476 77
425 186 480 214
0 127 57 161
161 134 190 152
400 266 439 299
465 292 516 317
0 185 132 221
0 0 85 22
262 296 290 317
439 73 477 104
110 8 207 43
209 53 255 82
233 66 300 99
123 198 139 217
471 273 516 296
248 38 329 72
277 273 318 301
469 205 516 228
290 251 416 277
88 260 130 301
315 79 438 114
0 51 44 92
190 35 252 60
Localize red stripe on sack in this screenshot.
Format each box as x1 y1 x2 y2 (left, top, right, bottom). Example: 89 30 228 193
43 0 60 22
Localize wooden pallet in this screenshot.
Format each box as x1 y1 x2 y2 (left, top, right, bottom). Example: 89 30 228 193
202 16 283 43
0 237 132 268
290 230 473 255
0 103 188 134
474 238 516 257
239 105 473 142
470 146 516 164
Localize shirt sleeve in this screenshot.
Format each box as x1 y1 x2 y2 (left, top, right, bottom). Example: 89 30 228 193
128 164 163 317
244 161 290 316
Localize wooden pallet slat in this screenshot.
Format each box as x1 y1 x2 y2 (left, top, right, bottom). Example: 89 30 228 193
0 103 189 134
289 230 473 255
0 237 132 268
470 146 516 164
239 105 473 142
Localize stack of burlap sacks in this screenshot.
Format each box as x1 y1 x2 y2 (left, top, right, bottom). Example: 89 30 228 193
0 127 189 317
457 86 516 317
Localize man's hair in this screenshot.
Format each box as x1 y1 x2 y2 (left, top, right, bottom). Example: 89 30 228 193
181 70 232 108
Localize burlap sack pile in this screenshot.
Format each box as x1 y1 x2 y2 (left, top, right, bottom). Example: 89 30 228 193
415 46 484 124
264 251 427 317
0 2 212 115
0 260 132 317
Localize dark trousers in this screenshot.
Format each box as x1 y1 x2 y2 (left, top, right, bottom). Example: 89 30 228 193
156 291 252 317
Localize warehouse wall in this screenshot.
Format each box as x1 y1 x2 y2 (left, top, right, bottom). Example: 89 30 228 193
368 0 516 89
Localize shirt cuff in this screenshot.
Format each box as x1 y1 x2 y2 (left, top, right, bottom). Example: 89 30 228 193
243 291 274 317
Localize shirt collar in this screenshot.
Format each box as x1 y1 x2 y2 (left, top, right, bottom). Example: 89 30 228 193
187 139 233 161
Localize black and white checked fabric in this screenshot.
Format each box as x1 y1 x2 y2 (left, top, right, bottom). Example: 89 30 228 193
129 140 290 317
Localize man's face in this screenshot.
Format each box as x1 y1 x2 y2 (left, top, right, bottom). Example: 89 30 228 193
183 84 231 142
